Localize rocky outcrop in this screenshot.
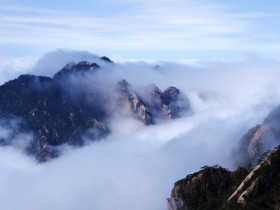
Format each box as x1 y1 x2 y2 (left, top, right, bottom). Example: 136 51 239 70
116 80 191 125
233 105 280 166
100 56 113 63
117 79 154 125
168 166 248 210
145 85 191 120
53 61 100 79
168 103 280 210
168 145 280 210
0 59 192 161
0 73 109 161
226 145 280 209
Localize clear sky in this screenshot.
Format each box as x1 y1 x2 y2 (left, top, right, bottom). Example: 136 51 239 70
0 0 280 59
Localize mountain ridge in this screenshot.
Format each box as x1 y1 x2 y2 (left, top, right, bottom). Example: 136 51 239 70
0 59 192 161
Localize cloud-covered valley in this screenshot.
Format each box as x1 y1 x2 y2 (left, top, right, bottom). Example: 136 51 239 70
0 50 280 210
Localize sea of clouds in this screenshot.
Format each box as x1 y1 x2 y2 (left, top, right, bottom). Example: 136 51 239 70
0 50 280 210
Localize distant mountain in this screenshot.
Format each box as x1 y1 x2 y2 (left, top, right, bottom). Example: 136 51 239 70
0 57 191 161
168 144 280 210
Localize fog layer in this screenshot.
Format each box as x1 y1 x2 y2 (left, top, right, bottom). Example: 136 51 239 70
0 51 280 210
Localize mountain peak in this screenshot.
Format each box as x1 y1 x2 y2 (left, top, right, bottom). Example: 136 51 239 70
0 58 192 161
53 61 101 79
100 56 113 63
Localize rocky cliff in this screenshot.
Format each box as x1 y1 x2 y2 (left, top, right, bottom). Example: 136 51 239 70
0 58 191 161
233 105 280 166
168 103 280 210
168 166 248 210
168 145 280 210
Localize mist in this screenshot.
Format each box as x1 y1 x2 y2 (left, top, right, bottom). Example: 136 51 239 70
0 50 280 210
0 54 36 85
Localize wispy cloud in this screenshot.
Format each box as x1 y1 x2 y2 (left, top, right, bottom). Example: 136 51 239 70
0 0 279 57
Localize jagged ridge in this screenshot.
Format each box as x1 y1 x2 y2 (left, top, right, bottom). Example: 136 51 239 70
0 58 191 161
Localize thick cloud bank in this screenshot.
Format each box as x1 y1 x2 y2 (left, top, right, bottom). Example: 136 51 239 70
0 50 280 210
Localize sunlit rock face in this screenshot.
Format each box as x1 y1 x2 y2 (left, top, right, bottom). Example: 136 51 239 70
117 79 154 125
116 80 191 125
0 58 192 161
233 105 280 167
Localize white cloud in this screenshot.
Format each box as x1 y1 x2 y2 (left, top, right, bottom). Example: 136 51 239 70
0 53 36 85
0 51 280 209
0 106 266 210
31 50 101 77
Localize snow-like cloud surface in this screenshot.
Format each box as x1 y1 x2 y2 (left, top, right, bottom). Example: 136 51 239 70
0 108 264 210
0 50 280 209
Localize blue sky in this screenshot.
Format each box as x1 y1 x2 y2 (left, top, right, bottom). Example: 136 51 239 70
0 0 280 59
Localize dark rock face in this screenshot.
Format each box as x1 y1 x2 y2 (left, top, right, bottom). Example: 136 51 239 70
227 145 280 210
233 105 280 167
144 85 191 121
227 146 280 209
168 146 280 210
162 86 191 119
53 61 100 79
100 56 113 63
0 60 192 161
168 166 248 210
0 72 109 161
168 104 280 210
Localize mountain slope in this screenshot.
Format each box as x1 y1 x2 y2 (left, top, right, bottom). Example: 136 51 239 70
168 166 248 210
0 59 191 161
233 105 280 166
168 145 280 210
226 145 280 210
168 100 280 210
